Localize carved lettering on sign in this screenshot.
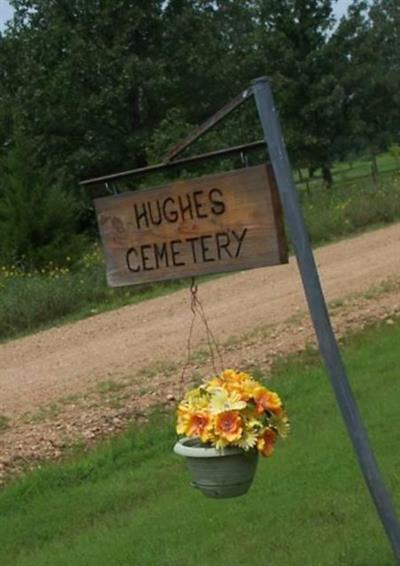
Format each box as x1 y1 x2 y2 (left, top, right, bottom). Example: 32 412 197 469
95 164 288 287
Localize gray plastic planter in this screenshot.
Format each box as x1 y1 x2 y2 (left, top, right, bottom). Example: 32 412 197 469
174 437 258 499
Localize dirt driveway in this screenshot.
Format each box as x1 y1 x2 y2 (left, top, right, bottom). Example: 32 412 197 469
1 223 400 419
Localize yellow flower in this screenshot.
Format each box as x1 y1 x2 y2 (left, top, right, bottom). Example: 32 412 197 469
236 379 258 402
206 376 223 389
176 370 288 455
214 411 243 443
270 411 290 439
176 404 191 436
208 388 246 415
221 369 239 381
214 435 231 449
220 369 250 386
214 369 256 401
176 402 213 443
185 388 209 411
237 429 258 451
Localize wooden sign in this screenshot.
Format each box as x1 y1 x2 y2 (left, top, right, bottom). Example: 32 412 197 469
94 164 288 287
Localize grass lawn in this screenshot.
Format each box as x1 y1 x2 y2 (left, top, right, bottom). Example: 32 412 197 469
1 319 399 565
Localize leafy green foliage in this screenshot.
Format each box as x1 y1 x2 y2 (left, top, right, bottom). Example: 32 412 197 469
0 0 399 270
4 0 166 183
255 0 343 185
1 0 399 192
331 0 400 164
0 139 86 269
389 144 400 166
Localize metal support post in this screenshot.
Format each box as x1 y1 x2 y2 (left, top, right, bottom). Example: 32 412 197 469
252 76 400 563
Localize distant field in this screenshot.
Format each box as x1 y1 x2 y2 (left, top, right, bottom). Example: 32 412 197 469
0 319 399 565
295 151 399 189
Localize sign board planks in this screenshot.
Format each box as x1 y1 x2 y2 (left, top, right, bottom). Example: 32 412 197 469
95 164 288 287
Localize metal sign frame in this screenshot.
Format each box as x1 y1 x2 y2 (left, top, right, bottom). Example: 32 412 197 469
82 78 400 562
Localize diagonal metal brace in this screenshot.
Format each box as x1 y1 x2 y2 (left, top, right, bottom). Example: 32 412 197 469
163 86 254 163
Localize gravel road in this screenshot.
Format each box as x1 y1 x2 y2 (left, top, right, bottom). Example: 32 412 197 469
1 223 399 418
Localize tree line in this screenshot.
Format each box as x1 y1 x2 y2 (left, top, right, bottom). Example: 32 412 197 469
0 0 399 268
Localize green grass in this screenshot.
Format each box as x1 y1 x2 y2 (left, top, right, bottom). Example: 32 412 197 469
295 151 399 189
1 319 400 565
0 259 187 342
0 414 10 431
302 172 400 245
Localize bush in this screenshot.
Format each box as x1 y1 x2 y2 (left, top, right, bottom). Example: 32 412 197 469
0 140 86 269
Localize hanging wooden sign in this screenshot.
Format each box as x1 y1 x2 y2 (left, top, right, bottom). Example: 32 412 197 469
94 164 288 287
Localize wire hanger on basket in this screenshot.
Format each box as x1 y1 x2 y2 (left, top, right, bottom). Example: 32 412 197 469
179 277 224 396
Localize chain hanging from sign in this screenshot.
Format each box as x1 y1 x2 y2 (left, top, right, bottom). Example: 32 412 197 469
179 278 224 387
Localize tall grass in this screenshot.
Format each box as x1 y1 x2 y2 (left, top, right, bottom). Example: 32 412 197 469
0 319 399 565
0 251 184 341
303 172 400 244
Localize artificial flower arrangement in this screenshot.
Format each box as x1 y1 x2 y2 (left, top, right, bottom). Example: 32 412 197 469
176 369 289 457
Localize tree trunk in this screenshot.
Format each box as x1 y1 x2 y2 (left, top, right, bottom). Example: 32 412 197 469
371 152 380 188
322 165 333 188
298 168 311 195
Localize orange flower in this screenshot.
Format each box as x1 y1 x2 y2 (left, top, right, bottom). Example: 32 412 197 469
215 411 243 443
187 412 212 442
207 377 223 389
257 428 277 457
221 369 240 382
220 370 255 401
253 387 282 415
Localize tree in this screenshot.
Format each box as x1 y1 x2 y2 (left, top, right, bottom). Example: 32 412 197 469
0 136 86 268
3 0 167 187
2 1 260 187
332 0 400 181
160 1 258 124
253 0 347 187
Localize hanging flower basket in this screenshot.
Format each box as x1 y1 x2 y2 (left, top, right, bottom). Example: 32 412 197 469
174 369 289 499
174 437 258 498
